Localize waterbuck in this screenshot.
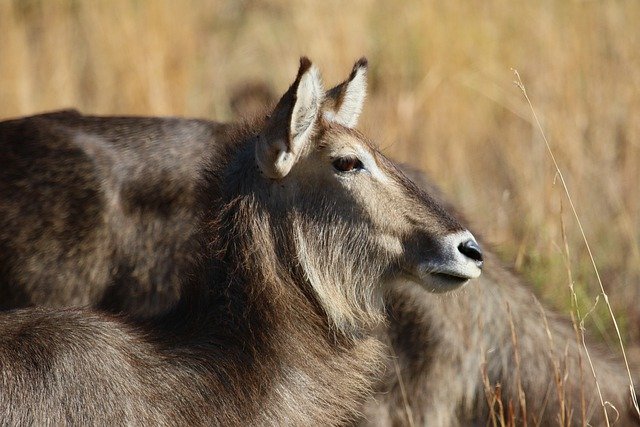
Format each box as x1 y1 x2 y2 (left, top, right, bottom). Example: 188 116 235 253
0 58 483 425
230 85 640 426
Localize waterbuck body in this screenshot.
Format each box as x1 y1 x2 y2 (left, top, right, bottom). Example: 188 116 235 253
0 59 483 424
364 258 639 426
0 110 220 316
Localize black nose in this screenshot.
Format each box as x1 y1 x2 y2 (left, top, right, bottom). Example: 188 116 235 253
458 239 483 267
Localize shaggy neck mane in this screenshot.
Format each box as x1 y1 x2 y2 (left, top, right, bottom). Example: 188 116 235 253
145 131 384 425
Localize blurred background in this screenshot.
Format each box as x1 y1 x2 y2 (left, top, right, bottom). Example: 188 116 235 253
1 0 639 348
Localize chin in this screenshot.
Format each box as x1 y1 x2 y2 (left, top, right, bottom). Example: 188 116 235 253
419 272 471 293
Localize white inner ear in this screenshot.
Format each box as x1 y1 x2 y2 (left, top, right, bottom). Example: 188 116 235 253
325 66 367 128
290 65 323 154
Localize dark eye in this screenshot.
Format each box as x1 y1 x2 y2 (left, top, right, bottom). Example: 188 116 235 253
332 157 364 173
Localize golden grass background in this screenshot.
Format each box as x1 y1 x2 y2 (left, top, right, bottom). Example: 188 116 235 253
1 0 639 348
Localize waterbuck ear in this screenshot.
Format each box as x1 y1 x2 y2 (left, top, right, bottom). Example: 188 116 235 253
256 57 324 179
322 58 368 128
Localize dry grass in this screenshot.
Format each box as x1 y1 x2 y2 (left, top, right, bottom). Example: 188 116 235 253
516 71 638 424
2 0 639 398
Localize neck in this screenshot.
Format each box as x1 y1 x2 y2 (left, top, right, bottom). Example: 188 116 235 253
142 136 385 424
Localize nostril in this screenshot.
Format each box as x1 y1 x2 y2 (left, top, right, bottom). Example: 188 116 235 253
458 239 483 265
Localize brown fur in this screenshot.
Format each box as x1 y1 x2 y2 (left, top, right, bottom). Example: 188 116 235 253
0 59 475 424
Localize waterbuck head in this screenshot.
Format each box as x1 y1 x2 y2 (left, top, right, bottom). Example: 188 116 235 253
229 58 482 332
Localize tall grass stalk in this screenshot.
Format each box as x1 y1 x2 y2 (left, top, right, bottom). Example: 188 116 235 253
513 70 640 423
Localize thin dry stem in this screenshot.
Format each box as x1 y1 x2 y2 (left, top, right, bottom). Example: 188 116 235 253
506 303 528 426
535 298 567 426
497 384 507 427
389 345 415 427
481 362 500 427
559 202 588 427
514 68 640 423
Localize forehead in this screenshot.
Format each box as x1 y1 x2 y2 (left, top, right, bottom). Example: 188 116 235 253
319 126 379 156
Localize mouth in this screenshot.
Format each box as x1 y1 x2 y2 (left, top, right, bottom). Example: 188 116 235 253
401 265 480 293
399 230 484 293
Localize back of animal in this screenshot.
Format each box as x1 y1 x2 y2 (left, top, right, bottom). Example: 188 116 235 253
0 110 228 316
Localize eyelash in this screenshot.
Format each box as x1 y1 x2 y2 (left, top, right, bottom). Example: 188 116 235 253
332 157 364 173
